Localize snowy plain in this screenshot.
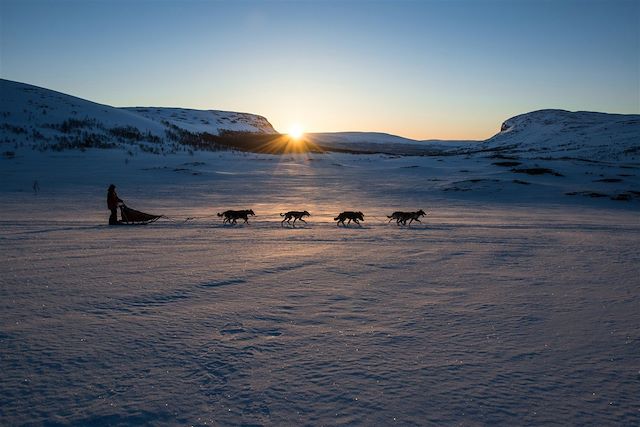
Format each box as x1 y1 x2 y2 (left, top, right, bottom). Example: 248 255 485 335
1 147 639 426
1 78 640 425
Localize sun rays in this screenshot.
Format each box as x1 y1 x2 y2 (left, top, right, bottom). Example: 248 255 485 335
288 123 305 140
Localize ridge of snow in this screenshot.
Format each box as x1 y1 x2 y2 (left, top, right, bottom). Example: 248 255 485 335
0 79 168 135
484 109 640 161
122 107 277 135
0 79 277 143
1 80 638 161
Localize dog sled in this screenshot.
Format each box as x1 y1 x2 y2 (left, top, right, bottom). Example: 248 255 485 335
118 204 163 225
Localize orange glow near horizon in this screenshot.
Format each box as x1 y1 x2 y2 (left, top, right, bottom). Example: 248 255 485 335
260 104 501 141
288 123 305 140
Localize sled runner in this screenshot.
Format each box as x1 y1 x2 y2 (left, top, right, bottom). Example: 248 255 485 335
118 204 163 225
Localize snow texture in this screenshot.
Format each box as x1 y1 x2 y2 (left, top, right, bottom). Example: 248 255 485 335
0 79 276 150
483 109 640 162
1 80 639 425
122 107 276 135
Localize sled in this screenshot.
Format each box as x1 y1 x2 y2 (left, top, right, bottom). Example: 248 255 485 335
118 204 163 225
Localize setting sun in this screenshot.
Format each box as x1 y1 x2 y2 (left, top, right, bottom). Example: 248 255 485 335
288 123 305 140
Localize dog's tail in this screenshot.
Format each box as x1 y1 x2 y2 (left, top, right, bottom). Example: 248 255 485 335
387 215 393 218
280 213 285 217
334 216 340 221
217 212 223 217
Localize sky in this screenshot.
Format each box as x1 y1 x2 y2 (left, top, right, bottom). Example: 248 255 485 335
1 0 638 140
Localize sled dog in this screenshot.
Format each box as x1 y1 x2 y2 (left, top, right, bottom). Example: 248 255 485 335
387 209 426 226
334 211 364 227
217 209 255 225
280 210 310 227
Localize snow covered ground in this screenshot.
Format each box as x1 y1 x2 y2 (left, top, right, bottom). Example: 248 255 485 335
1 149 639 425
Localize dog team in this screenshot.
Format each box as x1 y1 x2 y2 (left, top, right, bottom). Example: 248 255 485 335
215 209 427 227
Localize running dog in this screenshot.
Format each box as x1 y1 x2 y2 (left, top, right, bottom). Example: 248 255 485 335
387 211 405 225
217 209 255 225
387 209 426 226
334 211 364 227
280 210 310 227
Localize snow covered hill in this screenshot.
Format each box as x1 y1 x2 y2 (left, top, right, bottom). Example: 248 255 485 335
0 79 167 136
306 132 473 155
306 110 639 160
0 79 277 154
309 131 422 146
480 109 640 162
122 107 275 135
302 110 639 160
1 79 637 161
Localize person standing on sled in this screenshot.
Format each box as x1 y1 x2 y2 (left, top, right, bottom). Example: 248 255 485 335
107 184 124 225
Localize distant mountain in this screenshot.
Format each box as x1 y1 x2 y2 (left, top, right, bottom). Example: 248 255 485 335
1 79 638 160
306 110 639 161
0 79 167 135
121 107 276 135
481 109 640 161
308 131 422 146
306 132 474 155
0 79 277 154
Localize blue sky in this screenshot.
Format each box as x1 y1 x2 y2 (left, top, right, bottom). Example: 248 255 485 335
1 0 638 139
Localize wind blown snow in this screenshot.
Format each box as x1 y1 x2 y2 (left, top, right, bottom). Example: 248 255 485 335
1 79 639 425
1 150 639 426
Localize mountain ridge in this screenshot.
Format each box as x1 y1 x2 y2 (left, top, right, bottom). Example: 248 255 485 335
1 79 638 160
